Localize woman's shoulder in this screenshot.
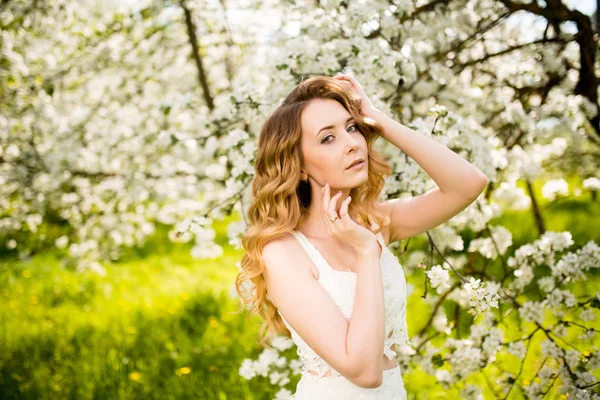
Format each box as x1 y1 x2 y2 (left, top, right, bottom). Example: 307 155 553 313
261 231 300 255
261 231 320 280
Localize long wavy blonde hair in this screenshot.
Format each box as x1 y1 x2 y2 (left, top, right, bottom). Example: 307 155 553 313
234 75 393 349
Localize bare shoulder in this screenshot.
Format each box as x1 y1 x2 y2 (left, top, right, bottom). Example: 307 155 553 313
261 233 318 307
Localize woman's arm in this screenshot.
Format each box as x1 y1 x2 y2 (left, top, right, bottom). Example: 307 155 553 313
367 108 488 242
346 243 386 387
333 73 488 241
368 108 488 195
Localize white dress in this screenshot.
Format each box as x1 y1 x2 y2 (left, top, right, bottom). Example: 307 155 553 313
277 230 410 399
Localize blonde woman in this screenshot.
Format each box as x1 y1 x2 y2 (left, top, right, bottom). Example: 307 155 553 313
236 74 488 399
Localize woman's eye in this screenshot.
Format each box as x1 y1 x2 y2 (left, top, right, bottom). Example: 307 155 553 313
321 125 358 144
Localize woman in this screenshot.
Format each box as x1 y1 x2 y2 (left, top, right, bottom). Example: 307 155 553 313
236 74 488 399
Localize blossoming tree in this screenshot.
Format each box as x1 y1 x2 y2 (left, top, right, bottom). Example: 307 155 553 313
1 0 599 398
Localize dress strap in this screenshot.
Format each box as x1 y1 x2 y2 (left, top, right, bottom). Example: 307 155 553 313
290 230 332 278
375 231 387 248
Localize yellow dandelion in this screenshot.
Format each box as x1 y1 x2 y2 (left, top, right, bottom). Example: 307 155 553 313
209 316 219 328
16 285 24 294
523 378 530 385
129 372 142 382
126 326 137 334
583 351 590 357
177 367 191 375
182 293 190 301
22 270 31 278
31 296 39 305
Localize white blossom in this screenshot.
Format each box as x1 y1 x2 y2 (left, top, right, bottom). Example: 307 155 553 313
468 225 512 259
426 263 451 294
433 312 452 335
462 277 501 316
507 341 527 358
519 301 545 323
542 178 569 201
579 308 595 322
583 177 600 191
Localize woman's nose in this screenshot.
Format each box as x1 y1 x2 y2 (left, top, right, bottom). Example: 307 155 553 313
345 134 360 151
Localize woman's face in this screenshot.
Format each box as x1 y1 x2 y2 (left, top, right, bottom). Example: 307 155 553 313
300 98 369 190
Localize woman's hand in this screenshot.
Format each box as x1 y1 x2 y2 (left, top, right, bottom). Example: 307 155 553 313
333 74 380 119
322 182 380 263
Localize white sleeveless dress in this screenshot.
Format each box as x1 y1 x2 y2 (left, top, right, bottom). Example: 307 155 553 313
277 230 410 399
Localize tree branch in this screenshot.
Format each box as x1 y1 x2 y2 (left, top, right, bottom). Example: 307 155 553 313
181 0 215 111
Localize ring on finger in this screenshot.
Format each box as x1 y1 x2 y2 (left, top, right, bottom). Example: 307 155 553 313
330 215 338 222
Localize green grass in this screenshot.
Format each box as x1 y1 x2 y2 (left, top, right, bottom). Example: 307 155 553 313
0 215 283 399
0 178 598 399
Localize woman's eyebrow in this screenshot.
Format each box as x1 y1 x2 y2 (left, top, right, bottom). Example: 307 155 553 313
316 117 354 137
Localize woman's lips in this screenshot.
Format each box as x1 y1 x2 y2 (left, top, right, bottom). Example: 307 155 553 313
347 161 365 170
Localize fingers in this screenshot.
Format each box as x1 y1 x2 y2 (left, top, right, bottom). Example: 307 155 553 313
322 182 337 224
334 74 362 88
334 74 352 80
334 76 355 88
328 190 342 219
339 80 358 97
321 183 350 226
339 195 351 218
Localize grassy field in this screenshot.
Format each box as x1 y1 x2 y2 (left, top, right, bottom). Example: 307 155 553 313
0 178 598 399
